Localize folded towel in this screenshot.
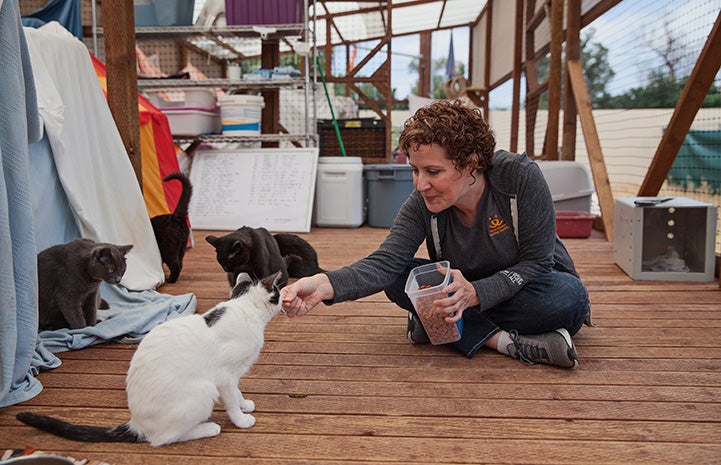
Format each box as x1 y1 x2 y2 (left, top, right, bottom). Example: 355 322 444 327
38 283 197 353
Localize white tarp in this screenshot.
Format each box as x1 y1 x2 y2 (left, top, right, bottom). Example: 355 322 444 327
24 22 164 290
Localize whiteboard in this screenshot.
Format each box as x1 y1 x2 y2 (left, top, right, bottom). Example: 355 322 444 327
188 148 319 232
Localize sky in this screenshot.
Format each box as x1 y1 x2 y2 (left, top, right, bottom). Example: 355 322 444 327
390 27 470 100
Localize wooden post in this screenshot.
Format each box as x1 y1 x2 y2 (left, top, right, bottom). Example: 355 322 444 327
544 0 564 160
419 32 432 98
562 0 581 161
509 0 523 153
103 0 142 189
567 60 614 241
261 38 281 148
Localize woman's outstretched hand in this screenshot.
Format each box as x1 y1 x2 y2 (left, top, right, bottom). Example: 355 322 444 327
281 273 335 317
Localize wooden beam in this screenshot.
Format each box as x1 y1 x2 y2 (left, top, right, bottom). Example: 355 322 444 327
524 0 539 158
567 59 614 241
419 31 432 98
562 0 581 161
261 39 280 148
638 10 721 196
510 0 523 153
544 0 563 160
483 0 492 119
103 0 141 188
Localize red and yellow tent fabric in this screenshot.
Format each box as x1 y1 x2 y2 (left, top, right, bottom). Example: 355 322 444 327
89 53 181 219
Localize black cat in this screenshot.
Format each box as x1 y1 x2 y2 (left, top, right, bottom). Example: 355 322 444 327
150 172 192 283
37 238 133 331
205 227 324 288
274 233 324 279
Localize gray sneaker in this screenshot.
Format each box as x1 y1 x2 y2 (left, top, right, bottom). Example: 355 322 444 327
507 328 579 368
406 313 430 344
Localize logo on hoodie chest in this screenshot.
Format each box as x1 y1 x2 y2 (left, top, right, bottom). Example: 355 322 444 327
488 214 511 237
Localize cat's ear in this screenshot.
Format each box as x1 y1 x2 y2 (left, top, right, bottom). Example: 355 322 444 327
205 235 219 248
235 272 252 286
118 244 133 256
261 271 283 290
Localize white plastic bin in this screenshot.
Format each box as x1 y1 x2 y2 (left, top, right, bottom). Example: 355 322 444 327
163 107 221 136
217 94 264 135
536 161 594 212
313 157 365 227
146 88 217 109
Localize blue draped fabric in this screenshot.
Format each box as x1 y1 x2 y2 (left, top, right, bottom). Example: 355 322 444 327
0 0 56 408
21 0 82 40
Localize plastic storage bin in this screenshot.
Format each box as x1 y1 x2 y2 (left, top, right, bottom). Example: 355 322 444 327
134 0 195 27
146 88 217 110
364 164 414 228
614 197 717 281
313 157 365 227
536 160 594 212
163 107 221 136
404 261 462 345
225 0 304 25
217 94 264 135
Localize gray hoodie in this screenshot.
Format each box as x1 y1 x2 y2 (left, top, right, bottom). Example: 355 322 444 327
325 150 578 311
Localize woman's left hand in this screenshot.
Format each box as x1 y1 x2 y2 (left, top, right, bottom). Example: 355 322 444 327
434 268 480 323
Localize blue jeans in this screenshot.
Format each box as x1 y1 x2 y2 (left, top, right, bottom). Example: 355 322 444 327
384 258 590 358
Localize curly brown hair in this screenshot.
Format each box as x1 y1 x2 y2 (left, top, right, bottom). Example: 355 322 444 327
398 99 496 173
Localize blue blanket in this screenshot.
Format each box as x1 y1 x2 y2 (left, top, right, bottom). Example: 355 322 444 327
37 284 196 354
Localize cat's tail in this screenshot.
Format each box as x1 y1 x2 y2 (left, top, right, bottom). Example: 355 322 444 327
16 412 143 443
164 172 193 222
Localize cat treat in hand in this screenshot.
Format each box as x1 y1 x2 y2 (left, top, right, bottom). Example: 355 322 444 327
17 271 284 446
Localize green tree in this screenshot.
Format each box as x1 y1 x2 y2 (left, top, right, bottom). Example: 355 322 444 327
599 71 721 109
409 57 466 99
535 28 614 108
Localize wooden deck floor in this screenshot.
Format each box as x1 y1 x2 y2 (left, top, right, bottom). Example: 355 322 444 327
2 226 720 464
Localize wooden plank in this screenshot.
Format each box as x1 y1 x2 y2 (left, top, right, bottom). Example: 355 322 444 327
566 59 615 241
562 0 580 161
2 428 719 465
543 0 564 159
102 0 141 187
510 0 524 152
3 228 720 465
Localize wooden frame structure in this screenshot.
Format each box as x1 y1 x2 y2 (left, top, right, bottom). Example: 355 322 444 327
97 0 719 245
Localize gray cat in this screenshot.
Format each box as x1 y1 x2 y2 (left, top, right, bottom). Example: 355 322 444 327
37 238 133 331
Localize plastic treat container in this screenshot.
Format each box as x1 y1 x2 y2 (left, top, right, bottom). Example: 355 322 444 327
404 261 463 345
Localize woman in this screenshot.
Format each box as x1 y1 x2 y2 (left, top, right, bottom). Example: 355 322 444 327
282 99 590 368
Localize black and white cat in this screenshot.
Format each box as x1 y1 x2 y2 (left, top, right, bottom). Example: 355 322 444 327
37 238 133 331
206 226 324 288
17 271 283 447
150 172 192 284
